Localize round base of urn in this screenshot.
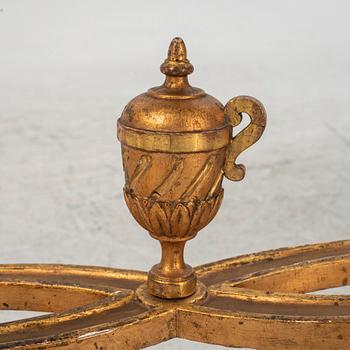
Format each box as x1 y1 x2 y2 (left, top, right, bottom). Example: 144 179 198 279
148 263 197 298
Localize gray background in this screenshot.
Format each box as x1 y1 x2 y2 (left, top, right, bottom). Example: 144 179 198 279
0 0 349 349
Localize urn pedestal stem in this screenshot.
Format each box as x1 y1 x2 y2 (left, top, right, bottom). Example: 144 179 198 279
159 241 186 275
148 241 196 299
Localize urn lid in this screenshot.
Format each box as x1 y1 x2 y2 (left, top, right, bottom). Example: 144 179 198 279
118 37 226 133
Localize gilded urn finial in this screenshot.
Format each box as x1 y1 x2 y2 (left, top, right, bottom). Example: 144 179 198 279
160 37 194 76
117 37 267 299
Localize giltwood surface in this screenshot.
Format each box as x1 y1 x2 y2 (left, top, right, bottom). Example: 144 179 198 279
0 240 350 349
2 37 347 350
117 37 267 298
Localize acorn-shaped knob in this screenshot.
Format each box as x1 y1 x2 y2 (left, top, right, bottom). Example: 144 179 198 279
117 38 266 299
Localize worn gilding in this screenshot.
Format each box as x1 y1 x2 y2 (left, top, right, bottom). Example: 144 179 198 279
117 122 230 153
0 241 350 349
0 38 347 350
118 37 267 298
